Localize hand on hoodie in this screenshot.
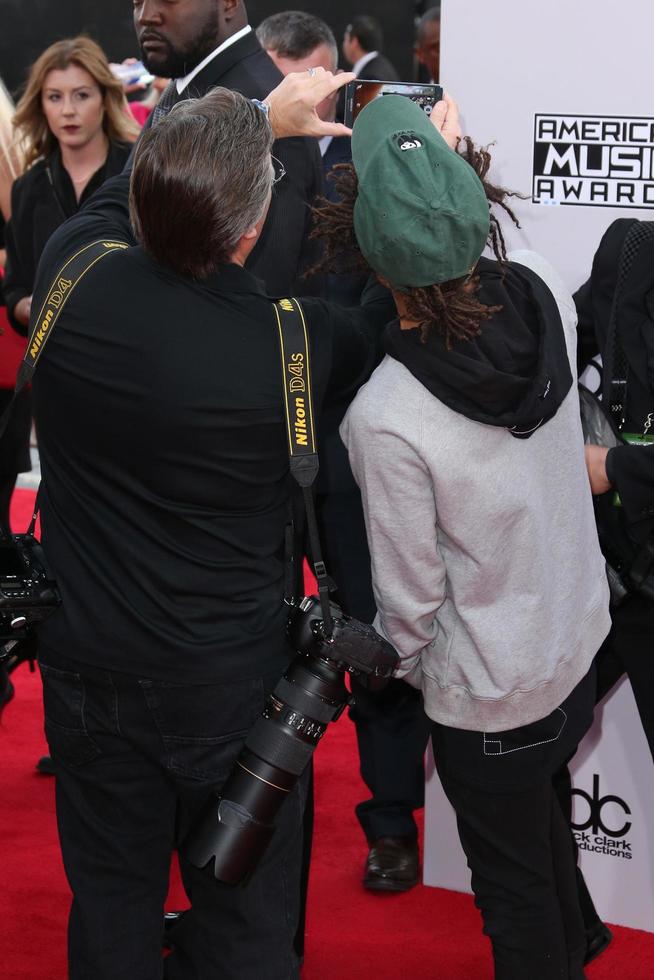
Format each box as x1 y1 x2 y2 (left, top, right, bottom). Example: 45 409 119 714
429 92 461 149
585 444 611 495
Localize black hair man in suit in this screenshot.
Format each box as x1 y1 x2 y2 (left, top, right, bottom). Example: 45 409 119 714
342 15 399 82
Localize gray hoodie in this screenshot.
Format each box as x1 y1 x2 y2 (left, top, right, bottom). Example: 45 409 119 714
340 250 611 732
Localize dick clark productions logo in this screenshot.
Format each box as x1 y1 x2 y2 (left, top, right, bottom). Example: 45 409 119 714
571 774 633 860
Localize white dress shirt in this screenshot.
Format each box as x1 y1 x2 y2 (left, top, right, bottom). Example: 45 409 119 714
352 50 378 78
319 136 333 158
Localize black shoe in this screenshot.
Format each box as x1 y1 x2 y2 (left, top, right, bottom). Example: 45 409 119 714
363 836 420 893
36 755 56 775
163 910 188 950
584 920 613 966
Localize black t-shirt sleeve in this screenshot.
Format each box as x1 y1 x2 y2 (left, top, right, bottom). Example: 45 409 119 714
302 278 394 403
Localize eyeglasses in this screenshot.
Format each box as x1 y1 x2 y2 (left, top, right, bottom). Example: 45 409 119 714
271 155 286 186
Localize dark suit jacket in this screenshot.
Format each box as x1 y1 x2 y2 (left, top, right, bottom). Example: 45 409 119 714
322 135 352 192
159 30 324 296
316 136 377 497
358 53 399 82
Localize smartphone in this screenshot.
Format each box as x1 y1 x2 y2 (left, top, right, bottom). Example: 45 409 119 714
343 80 443 128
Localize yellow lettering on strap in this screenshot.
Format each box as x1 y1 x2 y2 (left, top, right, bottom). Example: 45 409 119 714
25 240 129 371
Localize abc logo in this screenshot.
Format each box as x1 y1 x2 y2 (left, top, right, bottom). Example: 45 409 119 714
571 774 631 838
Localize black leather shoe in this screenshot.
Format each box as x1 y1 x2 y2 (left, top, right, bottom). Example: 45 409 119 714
363 836 420 892
584 920 613 966
36 755 56 775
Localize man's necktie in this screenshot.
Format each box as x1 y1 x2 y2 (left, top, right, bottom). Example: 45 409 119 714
151 80 178 126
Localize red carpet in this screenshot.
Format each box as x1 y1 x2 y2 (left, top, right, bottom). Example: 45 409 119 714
2 488 654 978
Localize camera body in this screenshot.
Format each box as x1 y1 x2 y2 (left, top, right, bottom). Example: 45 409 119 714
289 594 398 681
0 532 60 643
183 595 399 883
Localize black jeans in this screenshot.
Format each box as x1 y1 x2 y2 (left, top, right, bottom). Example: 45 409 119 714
431 666 596 980
553 593 654 935
317 489 431 841
40 647 306 980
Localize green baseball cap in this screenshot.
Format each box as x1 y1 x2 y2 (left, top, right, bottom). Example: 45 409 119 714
351 95 490 289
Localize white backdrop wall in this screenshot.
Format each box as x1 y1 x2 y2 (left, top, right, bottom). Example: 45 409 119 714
423 0 654 933
440 0 654 292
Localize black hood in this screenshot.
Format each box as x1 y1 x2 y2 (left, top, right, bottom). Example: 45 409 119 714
384 258 573 439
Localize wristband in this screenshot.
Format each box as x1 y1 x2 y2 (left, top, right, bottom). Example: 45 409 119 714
252 99 270 119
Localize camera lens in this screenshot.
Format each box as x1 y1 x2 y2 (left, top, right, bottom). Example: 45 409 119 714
182 596 397 883
182 645 347 882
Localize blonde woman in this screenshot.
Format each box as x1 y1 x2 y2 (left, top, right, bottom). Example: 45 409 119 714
4 36 138 331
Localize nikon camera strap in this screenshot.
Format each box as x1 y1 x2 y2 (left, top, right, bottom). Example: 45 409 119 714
0 238 129 442
273 297 334 635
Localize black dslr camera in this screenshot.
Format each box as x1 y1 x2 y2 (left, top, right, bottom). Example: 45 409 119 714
0 530 60 671
183 595 398 883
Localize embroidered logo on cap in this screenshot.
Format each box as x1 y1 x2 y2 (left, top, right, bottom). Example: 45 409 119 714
397 134 423 152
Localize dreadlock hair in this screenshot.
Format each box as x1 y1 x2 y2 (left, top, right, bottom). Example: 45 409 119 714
310 137 523 349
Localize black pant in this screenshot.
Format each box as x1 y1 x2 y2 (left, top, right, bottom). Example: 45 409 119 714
431 666 596 980
317 489 430 840
350 677 431 840
552 760 602 936
554 593 654 934
40 647 306 980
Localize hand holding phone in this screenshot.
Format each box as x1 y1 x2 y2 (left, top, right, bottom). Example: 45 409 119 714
429 91 461 149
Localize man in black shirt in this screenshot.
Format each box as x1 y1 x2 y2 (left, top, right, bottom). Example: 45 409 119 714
134 0 323 296
31 71 390 980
